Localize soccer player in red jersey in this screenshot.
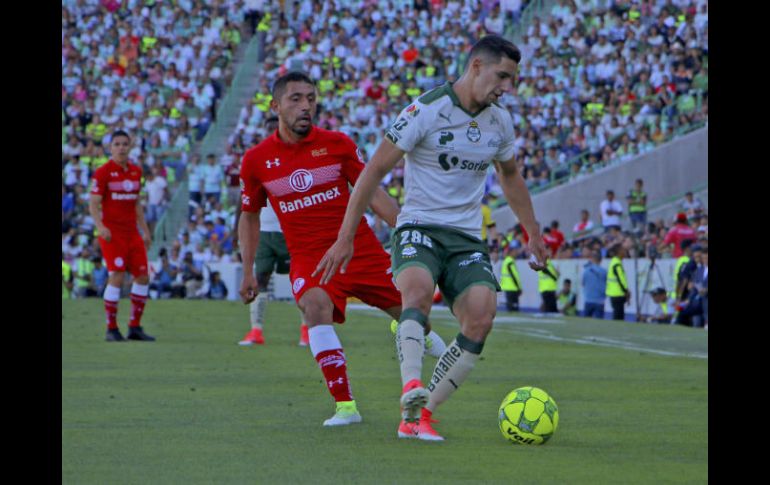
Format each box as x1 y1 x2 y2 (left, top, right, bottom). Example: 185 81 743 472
89 130 155 342
238 72 446 426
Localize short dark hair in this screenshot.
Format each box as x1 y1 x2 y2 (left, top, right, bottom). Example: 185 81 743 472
271 71 316 99
467 34 521 68
111 130 131 142
564 279 572 285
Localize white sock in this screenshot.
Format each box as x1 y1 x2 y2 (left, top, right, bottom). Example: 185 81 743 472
396 319 424 387
249 293 268 330
130 282 149 296
103 284 121 302
426 335 483 412
308 324 342 357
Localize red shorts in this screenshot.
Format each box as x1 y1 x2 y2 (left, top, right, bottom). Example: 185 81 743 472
290 242 401 324
98 231 149 277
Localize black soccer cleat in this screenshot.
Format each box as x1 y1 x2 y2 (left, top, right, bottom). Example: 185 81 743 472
105 328 126 342
126 326 156 341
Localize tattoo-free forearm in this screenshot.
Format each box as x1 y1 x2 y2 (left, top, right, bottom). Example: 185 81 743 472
238 211 261 271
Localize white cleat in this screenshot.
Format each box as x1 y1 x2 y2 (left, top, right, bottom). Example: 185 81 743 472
400 387 429 423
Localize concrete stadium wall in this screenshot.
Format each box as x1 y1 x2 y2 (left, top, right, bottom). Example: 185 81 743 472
492 127 708 233
203 258 680 320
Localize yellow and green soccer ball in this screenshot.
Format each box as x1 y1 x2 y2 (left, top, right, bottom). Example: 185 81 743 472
498 386 559 445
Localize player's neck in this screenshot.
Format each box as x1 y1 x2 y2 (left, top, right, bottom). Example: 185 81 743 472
277 124 309 145
113 158 129 169
452 77 485 114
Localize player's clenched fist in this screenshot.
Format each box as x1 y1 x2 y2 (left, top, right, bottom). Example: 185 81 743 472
240 273 258 304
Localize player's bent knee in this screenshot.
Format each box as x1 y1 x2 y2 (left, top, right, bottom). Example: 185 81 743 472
299 288 334 325
464 317 494 341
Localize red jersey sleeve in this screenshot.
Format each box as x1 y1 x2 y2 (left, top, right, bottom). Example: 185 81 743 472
90 166 108 197
239 153 268 212
337 134 367 186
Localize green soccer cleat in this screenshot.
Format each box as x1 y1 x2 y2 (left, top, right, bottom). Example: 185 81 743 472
323 400 363 427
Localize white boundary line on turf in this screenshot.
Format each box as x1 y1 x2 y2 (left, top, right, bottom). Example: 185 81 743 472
346 303 708 360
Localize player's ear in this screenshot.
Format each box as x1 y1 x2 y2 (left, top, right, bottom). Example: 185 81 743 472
269 98 279 114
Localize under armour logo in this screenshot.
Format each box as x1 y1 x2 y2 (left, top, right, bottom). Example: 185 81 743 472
327 377 344 388
266 158 280 168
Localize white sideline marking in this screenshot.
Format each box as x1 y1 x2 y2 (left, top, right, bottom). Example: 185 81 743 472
345 304 707 360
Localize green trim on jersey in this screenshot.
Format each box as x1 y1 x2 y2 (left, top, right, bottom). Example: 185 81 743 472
445 82 485 118
418 84 451 105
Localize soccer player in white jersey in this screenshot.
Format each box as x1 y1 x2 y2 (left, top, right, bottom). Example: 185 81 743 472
315 35 549 441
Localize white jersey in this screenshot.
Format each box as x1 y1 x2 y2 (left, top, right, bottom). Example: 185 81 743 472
385 82 516 240
260 202 282 233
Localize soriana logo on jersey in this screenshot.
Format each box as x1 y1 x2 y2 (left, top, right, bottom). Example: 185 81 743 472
289 169 314 192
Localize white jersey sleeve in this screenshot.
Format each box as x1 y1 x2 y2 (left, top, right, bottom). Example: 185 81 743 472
384 102 429 153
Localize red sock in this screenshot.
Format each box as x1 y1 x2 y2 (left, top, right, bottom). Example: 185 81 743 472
128 293 148 328
314 349 353 402
105 300 119 330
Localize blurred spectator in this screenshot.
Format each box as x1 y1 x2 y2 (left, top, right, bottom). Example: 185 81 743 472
600 190 623 232
606 244 630 321
675 245 706 327
645 287 675 324
178 251 204 299
63 156 89 192
207 271 229 300
202 153 223 204
538 259 560 313
680 191 705 221
150 251 178 299
144 166 169 233
626 178 647 233
557 278 577 316
581 250 606 319
62 254 74 299
660 212 697 258
500 244 523 312
572 209 595 240
72 247 95 298
187 153 205 208
92 256 109 298
224 151 243 209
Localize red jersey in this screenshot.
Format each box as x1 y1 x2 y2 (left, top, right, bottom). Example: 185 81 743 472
90 159 142 234
240 126 371 257
662 223 697 257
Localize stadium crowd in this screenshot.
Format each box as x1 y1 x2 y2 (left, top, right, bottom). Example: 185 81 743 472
62 0 708 313
62 0 254 294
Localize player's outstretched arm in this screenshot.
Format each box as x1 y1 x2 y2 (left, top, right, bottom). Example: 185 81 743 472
313 139 405 284
88 194 111 242
238 210 261 304
495 159 548 271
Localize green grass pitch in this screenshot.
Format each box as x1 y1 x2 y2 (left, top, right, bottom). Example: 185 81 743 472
62 299 707 484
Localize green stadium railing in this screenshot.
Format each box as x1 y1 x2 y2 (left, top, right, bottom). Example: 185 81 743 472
505 0 554 43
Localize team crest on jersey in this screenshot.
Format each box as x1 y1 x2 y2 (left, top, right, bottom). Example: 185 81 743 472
292 278 306 294
467 121 482 143
405 104 420 117
114 257 124 268
401 245 417 258
122 180 135 191
289 169 313 192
